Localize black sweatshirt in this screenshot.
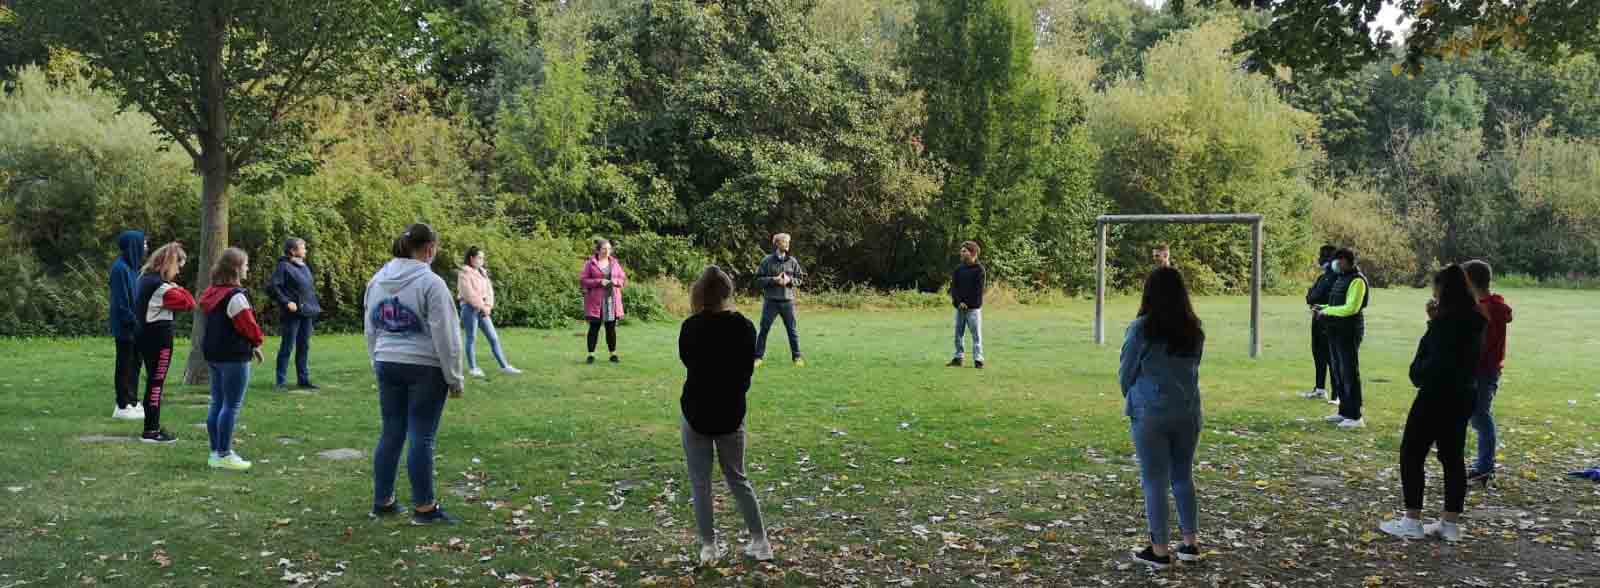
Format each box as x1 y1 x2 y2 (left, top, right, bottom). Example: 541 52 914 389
679 310 758 435
1408 308 1488 417
951 262 985 309
269 257 322 317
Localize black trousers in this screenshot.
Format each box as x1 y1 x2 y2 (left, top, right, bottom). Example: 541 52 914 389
1327 318 1364 419
587 319 617 354
114 338 142 409
1400 398 1470 513
1311 320 1333 392
137 324 175 433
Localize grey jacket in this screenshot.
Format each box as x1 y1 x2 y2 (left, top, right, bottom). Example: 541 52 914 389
1118 317 1204 423
755 251 805 301
363 259 465 389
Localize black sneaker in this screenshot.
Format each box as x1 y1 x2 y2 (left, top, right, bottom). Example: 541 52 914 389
411 507 460 526
370 500 403 519
1468 468 1495 485
1175 543 1201 562
974 360 985 370
609 354 621 364
298 382 320 391
1131 546 1171 570
586 355 596 365
946 358 962 367
140 430 177 444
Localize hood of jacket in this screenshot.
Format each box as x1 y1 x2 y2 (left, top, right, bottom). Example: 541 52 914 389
200 284 244 313
117 230 145 268
374 258 436 296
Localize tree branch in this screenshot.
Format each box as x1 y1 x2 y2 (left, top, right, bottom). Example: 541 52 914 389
232 43 337 169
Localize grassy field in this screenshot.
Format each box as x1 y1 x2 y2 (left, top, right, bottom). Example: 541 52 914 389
2 289 1598 587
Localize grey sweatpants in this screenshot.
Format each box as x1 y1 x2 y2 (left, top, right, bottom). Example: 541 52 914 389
681 419 766 544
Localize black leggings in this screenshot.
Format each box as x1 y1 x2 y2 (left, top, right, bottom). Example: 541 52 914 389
586 320 617 354
1311 321 1332 391
1400 399 1470 513
137 323 175 433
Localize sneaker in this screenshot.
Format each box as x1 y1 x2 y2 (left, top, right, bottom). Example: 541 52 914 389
753 359 764 368
411 507 461 526
745 538 774 561
792 358 805 368
298 383 320 391
586 355 596 365
1379 517 1425 539
113 406 140 420
974 360 985 369
1130 546 1171 570
1467 468 1495 483
1338 418 1366 429
214 453 252 471
140 430 177 444
468 368 486 378
370 500 403 519
609 354 621 364
1423 520 1462 542
1301 389 1327 399
947 358 963 367
500 366 523 375
130 404 146 418
698 542 722 566
1324 414 1347 423
207 453 223 468
1328 397 1341 405
1175 543 1201 562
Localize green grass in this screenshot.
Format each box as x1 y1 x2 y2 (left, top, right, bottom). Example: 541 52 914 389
3 289 1598 587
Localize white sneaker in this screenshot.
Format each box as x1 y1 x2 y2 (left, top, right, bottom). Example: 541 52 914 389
112 406 140 420
1301 389 1327 399
214 453 252 471
500 366 523 375
1338 418 1366 429
1328 397 1341 405
745 538 774 561
698 543 721 566
1324 414 1347 423
468 368 486 378
1423 520 1462 542
1379 517 1425 539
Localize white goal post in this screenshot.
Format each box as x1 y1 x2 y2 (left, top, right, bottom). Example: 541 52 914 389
1094 213 1265 358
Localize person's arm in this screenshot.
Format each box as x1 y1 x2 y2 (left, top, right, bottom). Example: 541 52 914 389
161 285 197 312
1408 324 1438 390
578 262 604 289
363 281 378 366
268 262 290 307
612 263 627 289
110 269 137 332
1118 322 1145 397
456 270 482 312
737 316 757 381
788 259 805 288
1320 277 1367 318
754 257 776 288
678 319 694 368
427 279 466 391
226 293 266 349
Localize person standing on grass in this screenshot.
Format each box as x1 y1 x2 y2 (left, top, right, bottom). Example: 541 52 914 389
753 233 805 367
1314 247 1370 429
947 241 986 370
1463 260 1512 483
365 223 465 525
270 238 321 390
109 230 148 421
1120 267 1205 569
678 266 773 565
199 248 266 471
133 242 196 444
579 238 628 364
1380 264 1487 542
457 246 521 377
1301 245 1340 402
1152 243 1172 269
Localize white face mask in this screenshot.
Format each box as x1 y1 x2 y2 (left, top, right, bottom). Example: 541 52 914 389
1331 260 1343 273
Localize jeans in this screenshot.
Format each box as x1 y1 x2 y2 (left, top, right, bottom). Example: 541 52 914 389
755 299 800 360
276 314 314 386
681 419 766 544
460 303 509 370
1400 399 1469 513
373 361 448 508
114 338 142 409
953 308 983 361
1470 372 1501 473
1130 415 1201 545
206 361 251 456
1327 318 1364 419
1311 320 1332 392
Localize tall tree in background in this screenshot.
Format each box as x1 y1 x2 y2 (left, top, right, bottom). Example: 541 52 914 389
24 0 414 383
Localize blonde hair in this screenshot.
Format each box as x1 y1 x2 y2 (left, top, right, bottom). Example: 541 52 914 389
141 242 187 281
772 233 791 246
689 266 735 315
210 247 249 285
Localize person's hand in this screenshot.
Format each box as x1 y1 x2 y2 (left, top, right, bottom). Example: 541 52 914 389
251 348 265 364
481 308 491 318
1425 298 1439 320
448 385 463 399
287 302 298 313
602 279 612 288
1312 306 1323 319
959 302 969 311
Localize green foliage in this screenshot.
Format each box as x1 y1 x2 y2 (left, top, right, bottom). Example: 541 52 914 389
1311 184 1420 287
612 232 711 286
0 254 108 337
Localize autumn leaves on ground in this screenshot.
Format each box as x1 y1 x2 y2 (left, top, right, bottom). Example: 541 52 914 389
2 291 1598 587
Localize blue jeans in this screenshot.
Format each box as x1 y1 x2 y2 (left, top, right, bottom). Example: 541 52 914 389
1470 372 1501 473
460 303 509 370
1131 415 1201 545
275 314 314 386
953 308 983 361
373 362 448 508
206 361 251 456
755 299 800 360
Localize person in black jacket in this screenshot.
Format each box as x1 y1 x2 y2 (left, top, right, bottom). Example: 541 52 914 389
753 233 805 367
269 237 322 390
678 265 772 566
1379 264 1487 543
947 241 986 369
1300 245 1339 402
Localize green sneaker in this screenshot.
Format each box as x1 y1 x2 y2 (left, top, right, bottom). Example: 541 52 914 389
207 453 223 469
213 453 252 471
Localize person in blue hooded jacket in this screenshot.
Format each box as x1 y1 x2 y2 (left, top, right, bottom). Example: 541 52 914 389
109 230 148 421
1119 267 1205 570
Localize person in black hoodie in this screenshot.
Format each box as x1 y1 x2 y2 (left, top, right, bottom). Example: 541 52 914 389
678 266 772 566
947 241 986 369
269 237 322 390
109 230 147 420
133 243 196 443
1379 264 1487 543
1300 245 1339 402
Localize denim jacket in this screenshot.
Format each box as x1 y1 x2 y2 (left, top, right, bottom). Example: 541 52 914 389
1119 317 1204 422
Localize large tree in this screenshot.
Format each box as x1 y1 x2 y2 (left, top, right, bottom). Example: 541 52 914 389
24 0 414 383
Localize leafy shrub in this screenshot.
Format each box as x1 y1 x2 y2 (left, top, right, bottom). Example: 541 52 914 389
1312 184 1420 287
612 232 711 285
0 254 110 337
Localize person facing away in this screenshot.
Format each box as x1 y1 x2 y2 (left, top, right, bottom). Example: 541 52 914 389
1119 267 1205 570
1313 247 1370 428
457 246 520 377
269 237 321 390
109 229 148 421
364 223 465 525
947 240 986 369
1152 243 1172 269
579 238 628 364
1301 245 1340 402
677 265 773 565
753 232 805 367
1462 259 1512 482
199 247 266 471
1379 264 1487 543
133 242 196 444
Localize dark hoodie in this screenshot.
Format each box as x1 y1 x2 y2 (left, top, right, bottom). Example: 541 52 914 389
1408 308 1488 417
108 230 146 340
1477 294 1513 375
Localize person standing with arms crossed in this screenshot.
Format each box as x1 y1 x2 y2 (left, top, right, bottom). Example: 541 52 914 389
1314 248 1370 429
947 241 986 369
753 233 805 368
270 238 321 390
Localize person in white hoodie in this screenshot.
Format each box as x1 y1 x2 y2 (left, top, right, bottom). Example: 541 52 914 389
363 223 466 525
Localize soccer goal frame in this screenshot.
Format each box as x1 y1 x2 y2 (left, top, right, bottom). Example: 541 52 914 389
1094 213 1265 358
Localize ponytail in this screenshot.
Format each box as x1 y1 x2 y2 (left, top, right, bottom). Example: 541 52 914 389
392 223 439 259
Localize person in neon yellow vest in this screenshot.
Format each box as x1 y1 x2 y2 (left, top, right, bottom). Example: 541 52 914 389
1313 248 1369 429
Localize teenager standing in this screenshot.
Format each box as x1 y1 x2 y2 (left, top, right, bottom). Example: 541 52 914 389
270 238 321 390
109 230 147 420
457 246 520 377
753 233 805 367
947 241 986 369
199 248 266 471
1314 248 1369 428
1301 245 1339 402
579 239 628 364
133 243 196 443
678 266 772 565
1462 260 1512 482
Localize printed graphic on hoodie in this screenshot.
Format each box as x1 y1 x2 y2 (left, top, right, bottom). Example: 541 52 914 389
370 296 426 335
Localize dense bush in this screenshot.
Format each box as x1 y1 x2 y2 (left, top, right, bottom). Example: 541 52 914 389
1311 185 1421 287
0 254 109 337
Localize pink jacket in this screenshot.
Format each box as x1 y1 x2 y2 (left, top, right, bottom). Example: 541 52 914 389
457 265 494 312
579 257 627 320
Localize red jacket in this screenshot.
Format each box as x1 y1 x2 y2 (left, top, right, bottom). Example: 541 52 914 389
1477 294 1513 375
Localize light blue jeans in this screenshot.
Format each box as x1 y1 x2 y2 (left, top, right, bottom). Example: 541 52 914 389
1131 415 1200 545
953 308 983 361
460 302 509 371
206 361 251 456
1470 372 1501 473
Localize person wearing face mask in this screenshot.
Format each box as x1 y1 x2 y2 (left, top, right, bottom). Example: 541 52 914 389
1313 248 1370 429
1301 245 1340 403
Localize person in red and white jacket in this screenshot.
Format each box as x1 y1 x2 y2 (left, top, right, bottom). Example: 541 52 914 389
199 247 265 471
132 243 197 443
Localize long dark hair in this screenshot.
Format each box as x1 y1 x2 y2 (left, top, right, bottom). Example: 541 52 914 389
1137 267 1204 354
392 223 438 259
1433 264 1485 319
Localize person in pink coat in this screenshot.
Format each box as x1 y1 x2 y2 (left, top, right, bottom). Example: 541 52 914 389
579 238 628 364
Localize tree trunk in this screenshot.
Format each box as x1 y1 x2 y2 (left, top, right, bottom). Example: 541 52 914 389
181 4 231 386
181 161 231 385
